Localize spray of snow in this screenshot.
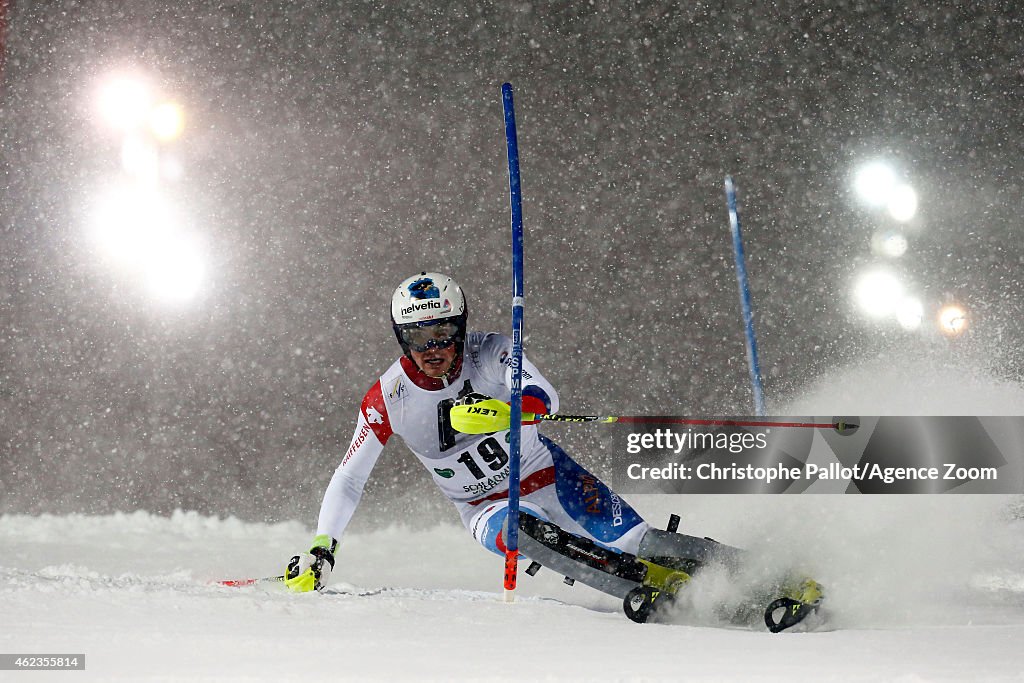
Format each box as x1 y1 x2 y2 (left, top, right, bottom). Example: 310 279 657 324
623 352 1024 632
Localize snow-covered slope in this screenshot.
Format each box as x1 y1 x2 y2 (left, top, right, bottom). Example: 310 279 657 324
2 502 1024 682
3 361 1024 682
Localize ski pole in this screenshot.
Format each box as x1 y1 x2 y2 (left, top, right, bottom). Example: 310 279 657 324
215 576 284 587
450 399 857 434
533 414 844 430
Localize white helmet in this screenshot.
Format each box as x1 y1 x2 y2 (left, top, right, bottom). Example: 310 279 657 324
390 272 468 357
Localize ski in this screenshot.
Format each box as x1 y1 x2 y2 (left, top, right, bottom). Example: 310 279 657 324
215 576 284 587
763 596 822 633
517 513 827 632
322 585 395 597
619 572 826 632
214 565 825 631
215 576 399 598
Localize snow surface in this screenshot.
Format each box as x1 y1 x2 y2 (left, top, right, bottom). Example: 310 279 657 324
4 364 1024 682
2 502 1024 683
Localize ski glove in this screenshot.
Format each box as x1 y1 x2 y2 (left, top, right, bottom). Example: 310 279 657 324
454 392 493 407
284 534 338 593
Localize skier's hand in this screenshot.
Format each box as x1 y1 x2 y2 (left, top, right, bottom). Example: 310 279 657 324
454 392 493 407
284 534 338 593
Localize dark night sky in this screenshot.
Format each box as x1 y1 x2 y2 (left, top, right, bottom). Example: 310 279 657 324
1 2 1022 522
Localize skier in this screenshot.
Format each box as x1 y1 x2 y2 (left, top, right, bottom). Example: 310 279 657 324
284 271 822 628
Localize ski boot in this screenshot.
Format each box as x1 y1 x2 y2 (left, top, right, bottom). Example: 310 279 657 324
763 577 824 633
622 559 692 624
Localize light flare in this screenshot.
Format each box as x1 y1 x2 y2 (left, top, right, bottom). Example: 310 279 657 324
149 102 186 142
88 185 205 304
96 74 153 132
938 304 969 337
854 268 905 319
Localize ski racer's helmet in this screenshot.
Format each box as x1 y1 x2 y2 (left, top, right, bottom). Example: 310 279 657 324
390 272 468 358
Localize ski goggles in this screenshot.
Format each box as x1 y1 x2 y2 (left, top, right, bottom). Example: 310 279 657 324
400 321 460 352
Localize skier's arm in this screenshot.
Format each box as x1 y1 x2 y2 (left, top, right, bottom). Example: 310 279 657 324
478 332 559 416
284 383 392 593
515 352 560 418
501 338 559 415
317 383 392 541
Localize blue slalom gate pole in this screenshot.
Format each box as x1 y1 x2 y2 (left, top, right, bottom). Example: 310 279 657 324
501 82 525 602
725 176 767 416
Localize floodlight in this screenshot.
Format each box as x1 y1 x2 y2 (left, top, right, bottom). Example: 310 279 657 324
143 235 205 303
887 184 918 222
149 102 186 142
853 161 897 207
853 268 904 319
871 230 908 258
96 74 153 131
938 304 969 337
895 296 924 331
